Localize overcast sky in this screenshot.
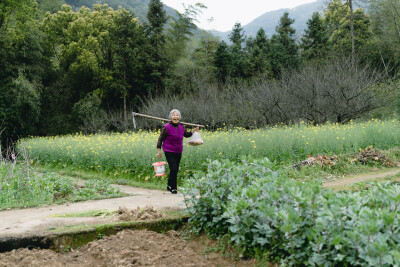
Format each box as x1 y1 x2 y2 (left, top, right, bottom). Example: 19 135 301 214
162 0 318 32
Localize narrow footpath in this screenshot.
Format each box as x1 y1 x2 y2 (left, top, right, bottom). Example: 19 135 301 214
0 185 185 240
323 168 400 189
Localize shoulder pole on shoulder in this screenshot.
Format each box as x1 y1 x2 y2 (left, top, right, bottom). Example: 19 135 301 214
132 112 205 129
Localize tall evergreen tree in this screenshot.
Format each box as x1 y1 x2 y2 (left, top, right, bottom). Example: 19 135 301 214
228 22 250 79
277 12 300 68
269 12 300 77
247 28 272 76
301 12 330 62
111 10 148 129
268 35 286 78
214 41 231 84
146 0 168 93
229 22 245 47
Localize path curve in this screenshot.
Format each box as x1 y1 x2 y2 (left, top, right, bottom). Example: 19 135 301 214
323 168 400 189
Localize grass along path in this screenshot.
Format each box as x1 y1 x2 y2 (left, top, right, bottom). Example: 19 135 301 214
322 167 400 190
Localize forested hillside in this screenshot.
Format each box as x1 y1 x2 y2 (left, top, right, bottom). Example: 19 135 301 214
65 0 178 21
0 0 399 149
37 0 177 21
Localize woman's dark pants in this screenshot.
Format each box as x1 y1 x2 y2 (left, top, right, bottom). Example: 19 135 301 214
164 152 182 190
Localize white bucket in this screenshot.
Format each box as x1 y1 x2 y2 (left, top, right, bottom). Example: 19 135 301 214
152 161 166 176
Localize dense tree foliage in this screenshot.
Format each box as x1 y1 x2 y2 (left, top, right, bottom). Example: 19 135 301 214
301 12 330 62
0 0 399 145
368 0 400 75
146 0 168 93
325 0 372 58
0 0 50 148
246 28 272 77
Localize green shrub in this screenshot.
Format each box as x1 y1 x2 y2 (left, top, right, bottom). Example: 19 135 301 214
53 176 75 196
183 158 400 265
0 161 124 210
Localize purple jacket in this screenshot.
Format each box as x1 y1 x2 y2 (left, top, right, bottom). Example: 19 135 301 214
162 123 184 153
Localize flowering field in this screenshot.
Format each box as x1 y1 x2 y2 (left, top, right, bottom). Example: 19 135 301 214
20 119 400 182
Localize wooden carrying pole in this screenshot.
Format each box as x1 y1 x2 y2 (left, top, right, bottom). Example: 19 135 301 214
132 112 205 129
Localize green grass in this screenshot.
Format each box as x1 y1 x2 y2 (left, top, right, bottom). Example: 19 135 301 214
0 159 125 210
52 209 116 218
383 171 400 181
49 211 188 234
37 164 166 190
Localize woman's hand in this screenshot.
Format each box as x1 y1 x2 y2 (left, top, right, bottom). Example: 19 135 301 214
192 127 199 133
157 149 162 159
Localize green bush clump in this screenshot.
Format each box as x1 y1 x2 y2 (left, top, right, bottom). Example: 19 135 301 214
183 158 400 265
53 176 75 197
0 160 123 210
75 179 122 199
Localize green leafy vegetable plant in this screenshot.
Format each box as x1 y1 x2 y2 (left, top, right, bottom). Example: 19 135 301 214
183 157 400 265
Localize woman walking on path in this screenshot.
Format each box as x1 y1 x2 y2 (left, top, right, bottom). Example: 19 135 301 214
157 109 199 194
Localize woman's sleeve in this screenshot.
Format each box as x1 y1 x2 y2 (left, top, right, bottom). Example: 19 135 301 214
183 128 193 138
157 127 167 149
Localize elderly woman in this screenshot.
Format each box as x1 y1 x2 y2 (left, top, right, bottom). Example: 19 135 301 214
157 109 199 194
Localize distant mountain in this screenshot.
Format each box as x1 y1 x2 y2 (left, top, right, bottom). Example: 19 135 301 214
210 0 326 43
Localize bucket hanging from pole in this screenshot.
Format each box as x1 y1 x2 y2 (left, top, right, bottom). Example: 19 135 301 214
152 161 166 176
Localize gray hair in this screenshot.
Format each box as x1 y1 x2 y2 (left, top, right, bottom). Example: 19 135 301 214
168 109 181 120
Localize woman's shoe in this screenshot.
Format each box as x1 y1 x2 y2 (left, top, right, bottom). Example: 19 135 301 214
171 189 177 194
166 186 172 192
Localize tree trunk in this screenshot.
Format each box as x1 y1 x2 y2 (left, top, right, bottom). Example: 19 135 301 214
123 93 127 131
123 69 127 131
349 0 355 68
389 1 400 43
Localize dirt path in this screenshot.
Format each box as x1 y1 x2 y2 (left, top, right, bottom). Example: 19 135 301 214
0 186 184 239
323 168 400 189
0 184 257 266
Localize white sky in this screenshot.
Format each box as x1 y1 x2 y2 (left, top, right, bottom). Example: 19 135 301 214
162 0 318 32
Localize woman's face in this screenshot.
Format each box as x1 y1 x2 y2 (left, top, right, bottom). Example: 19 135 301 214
171 112 180 124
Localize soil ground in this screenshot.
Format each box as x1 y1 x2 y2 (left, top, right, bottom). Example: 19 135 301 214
1 169 400 266
0 184 257 266
0 230 257 267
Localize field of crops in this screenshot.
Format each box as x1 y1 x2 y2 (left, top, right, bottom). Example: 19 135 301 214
20 119 400 182
183 157 400 265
